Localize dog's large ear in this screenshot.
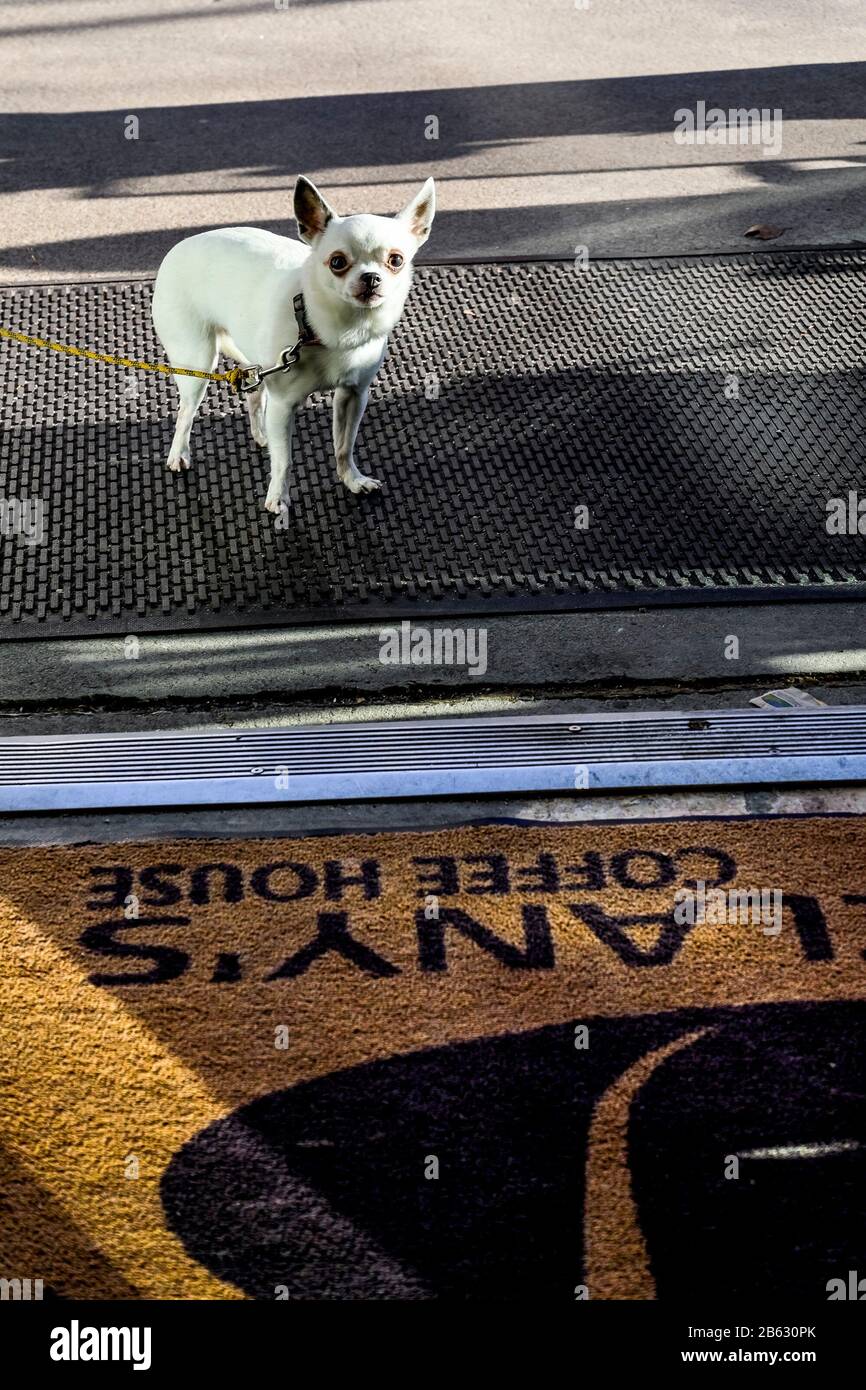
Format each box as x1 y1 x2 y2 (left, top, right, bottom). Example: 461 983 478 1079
397 178 436 245
294 176 336 243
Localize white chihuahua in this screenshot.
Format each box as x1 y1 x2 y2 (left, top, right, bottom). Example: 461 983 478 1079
151 176 435 513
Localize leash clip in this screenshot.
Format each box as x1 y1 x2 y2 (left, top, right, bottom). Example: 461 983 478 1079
276 342 302 372
236 295 319 394
238 369 264 395
238 343 301 394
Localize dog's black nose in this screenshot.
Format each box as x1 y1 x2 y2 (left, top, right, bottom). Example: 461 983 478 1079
360 271 381 290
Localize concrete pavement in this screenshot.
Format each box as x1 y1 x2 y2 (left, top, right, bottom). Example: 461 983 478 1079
1 0 865 278
3 602 866 711
4 778 866 846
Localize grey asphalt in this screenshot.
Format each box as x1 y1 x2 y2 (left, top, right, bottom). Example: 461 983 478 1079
1 0 865 279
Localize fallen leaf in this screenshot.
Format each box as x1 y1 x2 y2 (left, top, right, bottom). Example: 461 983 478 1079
744 223 784 240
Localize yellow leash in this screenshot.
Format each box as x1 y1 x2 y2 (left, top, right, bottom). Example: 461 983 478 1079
0 324 252 392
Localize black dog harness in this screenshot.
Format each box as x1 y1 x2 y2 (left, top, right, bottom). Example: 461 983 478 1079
238 293 322 394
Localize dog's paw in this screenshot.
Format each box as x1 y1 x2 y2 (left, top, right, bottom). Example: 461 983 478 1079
264 491 289 515
167 452 191 473
344 472 382 495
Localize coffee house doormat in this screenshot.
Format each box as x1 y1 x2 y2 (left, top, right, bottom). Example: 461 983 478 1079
0 814 863 1300
2 250 866 638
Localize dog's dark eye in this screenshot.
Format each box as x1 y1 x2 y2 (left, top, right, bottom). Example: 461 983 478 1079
328 253 349 273
387 252 404 270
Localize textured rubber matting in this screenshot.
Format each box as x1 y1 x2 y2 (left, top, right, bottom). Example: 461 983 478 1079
1 251 865 637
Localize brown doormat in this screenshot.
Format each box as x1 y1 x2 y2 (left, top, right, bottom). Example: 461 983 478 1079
0 815 864 1302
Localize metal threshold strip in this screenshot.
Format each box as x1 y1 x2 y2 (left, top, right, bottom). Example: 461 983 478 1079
0 708 865 812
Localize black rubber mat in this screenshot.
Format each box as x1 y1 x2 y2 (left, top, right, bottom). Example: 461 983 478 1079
1 250 865 638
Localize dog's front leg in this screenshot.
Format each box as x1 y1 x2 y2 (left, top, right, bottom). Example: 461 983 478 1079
332 385 381 494
263 390 298 513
